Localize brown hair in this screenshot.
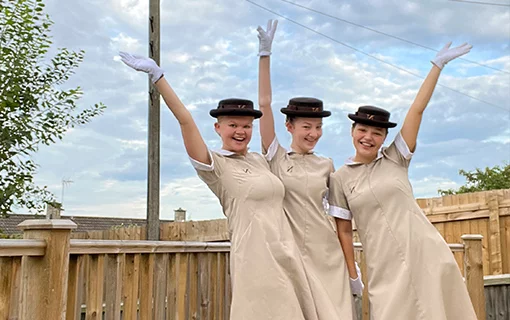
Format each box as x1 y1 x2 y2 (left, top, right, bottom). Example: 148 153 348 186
285 116 296 124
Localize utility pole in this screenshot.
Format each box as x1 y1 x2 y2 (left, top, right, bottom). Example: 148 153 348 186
147 0 160 240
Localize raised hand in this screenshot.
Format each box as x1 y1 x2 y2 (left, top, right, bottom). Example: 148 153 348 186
119 51 164 84
257 19 278 56
431 42 472 70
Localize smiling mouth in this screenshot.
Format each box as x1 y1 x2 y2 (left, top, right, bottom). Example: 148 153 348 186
359 141 374 148
233 137 245 142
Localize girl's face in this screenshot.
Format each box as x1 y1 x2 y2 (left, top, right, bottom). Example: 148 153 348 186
287 117 323 154
214 116 254 155
351 123 387 162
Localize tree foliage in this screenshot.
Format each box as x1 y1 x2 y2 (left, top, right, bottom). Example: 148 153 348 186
438 163 510 196
0 0 106 215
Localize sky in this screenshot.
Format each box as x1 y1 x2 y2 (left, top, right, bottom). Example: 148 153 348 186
20 0 510 221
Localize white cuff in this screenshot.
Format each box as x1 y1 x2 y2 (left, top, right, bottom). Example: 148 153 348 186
265 137 279 161
189 150 214 171
395 132 413 160
328 205 352 220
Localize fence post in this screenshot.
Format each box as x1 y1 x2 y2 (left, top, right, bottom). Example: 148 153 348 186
462 234 486 320
18 219 77 320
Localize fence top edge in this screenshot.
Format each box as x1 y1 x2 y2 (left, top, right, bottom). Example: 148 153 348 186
484 274 510 286
18 219 77 230
461 234 483 240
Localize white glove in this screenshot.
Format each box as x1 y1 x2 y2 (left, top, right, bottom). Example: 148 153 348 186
257 19 278 56
431 42 472 70
119 51 164 84
350 262 364 296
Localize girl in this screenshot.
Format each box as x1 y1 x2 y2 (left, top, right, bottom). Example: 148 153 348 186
120 52 317 319
257 20 360 319
328 42 478 319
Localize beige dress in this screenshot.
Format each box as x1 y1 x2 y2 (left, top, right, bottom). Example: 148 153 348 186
328 133 477 320
266 138 355 320
192 149 317 320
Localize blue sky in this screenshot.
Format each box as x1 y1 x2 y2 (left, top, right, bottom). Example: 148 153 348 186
24 0 510 220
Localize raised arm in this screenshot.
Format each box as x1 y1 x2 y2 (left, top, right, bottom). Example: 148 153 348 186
400 42 472 152
120 52 210 165
257 20 278 151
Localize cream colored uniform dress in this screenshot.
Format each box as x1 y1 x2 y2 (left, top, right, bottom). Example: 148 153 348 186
328 133 477 320
266 138 355 320
191 149 319 320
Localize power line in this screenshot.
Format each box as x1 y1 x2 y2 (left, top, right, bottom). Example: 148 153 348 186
245 0 507 111
449 0 510 7
278 0 509 74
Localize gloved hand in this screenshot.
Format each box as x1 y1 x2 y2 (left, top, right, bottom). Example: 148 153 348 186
119 51 164 84
350 261 364 296
257 19 278 56
431 42 472 70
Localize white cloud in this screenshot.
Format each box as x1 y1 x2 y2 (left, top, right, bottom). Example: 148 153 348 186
15 0 509 221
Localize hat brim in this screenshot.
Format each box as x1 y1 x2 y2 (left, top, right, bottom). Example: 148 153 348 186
348 114 397 128
280 108 331 118
210 109 262 119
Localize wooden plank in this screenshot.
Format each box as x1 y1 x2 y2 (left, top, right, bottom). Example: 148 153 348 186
503 215 510 274
189 253 198 320
123 254 139 320
166 253 177 320
434 221 445 238
484 274 510 286
209 252 217 320
139 253 155 320
452 221 463 269
8 257 21 320
153 253 169 320
86 254 105 320
444 219 454 244
0 257 13 319
104 254 123 320
462 235 486 320
360 251 370 320
487 192 503 274
427 209 490 223
217 252 225 319
224 252 231 319
176 253 189 320
66 255 83 320
476 219 491 276
198 253 210 320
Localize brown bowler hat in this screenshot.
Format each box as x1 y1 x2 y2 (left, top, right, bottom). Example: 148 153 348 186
209 98 262 119
348 105 397 128
280 97 331 118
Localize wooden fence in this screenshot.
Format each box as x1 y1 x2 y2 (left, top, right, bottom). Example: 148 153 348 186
74 189 508 276
1 219 487 320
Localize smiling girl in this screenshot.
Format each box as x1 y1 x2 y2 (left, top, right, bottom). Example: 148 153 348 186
257 20 358 319
120 52 316 320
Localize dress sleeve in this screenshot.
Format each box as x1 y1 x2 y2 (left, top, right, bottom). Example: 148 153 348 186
190 150 222 184
383 131 414 167
328 170 353 220
264 136 287 163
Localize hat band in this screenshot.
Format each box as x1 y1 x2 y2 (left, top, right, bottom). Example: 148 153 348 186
287 105 323 113
357 111 389 122
219 104 252 110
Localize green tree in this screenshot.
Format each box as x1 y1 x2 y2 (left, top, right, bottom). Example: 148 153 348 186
0 0 106 216
438 163 510 196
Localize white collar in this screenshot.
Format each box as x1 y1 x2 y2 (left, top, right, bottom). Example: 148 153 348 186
215 149 249 156
286 147 314 155
345 150 383 165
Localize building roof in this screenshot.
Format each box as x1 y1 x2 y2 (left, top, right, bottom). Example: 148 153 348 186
0 214 173 235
